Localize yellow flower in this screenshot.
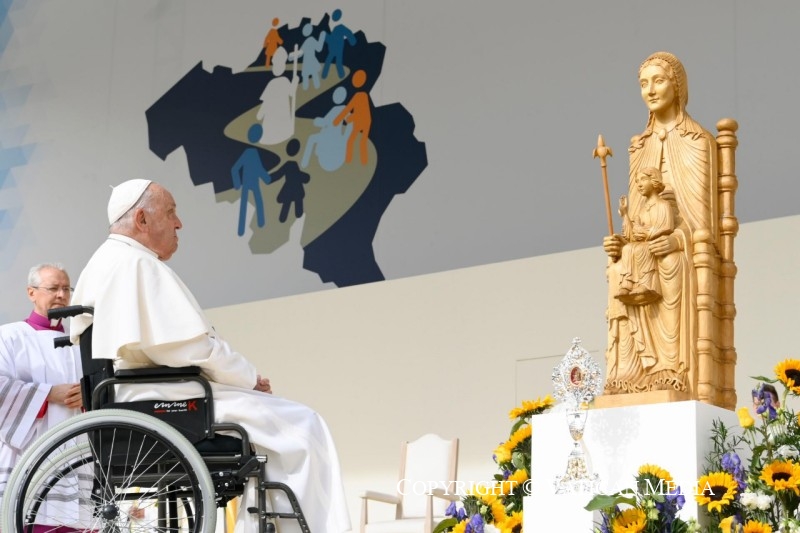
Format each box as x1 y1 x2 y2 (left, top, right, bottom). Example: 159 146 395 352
498 469 529 495
611 507 647 533
452 520 467 533
508 395 555 419
742 520 773 533
637 463 673 483
775 359 800 394
505 425 532 451
499 511 522 533
760 460 800 495
695 472 738 512
494 443 512 464
490 500 507 524
719 515 735 533
737 406 755 428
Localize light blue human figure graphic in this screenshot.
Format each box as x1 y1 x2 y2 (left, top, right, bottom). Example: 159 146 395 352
301 86 353 172
299 23 326 90
256 46 299 145
322 9 357 80
231 124 272 236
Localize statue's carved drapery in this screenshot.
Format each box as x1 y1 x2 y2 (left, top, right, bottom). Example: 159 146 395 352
602 52 738 410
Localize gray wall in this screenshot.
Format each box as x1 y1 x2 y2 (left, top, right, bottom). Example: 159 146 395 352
1 1 797 320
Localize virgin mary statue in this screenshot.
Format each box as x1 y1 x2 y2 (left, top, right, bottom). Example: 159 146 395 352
602 51 718 397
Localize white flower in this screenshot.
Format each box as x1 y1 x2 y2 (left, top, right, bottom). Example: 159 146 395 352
484 525 502 533
756 492 774 511
740 491 758 509
778 444 800 459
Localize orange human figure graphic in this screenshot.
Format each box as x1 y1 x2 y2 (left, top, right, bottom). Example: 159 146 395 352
263 17 283 68
333 69 372 165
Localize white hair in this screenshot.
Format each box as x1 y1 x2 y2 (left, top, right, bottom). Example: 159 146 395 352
28 262 68 287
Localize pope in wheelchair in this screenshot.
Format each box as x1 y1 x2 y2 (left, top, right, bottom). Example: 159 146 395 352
2 179 351 533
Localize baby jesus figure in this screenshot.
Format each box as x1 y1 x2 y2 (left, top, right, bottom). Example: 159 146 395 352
615 166 675 305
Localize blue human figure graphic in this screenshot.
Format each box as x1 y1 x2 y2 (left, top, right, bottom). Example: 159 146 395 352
322 9 357 80
231 124 272 236
273 139 311 223
301 86 352 172
299 23 326 90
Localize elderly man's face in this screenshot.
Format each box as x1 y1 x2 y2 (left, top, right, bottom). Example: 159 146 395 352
28 267 71 316
146 185 182 261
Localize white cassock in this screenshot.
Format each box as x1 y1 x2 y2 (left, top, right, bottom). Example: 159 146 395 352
71 234 351 533
0 321 83 521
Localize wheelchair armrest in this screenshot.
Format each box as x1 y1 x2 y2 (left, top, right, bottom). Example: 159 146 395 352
114 366 202 378
48 305 94 320
93 372 216 435
53 335 73 348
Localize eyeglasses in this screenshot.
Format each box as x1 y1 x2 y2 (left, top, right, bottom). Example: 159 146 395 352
31 286 74 295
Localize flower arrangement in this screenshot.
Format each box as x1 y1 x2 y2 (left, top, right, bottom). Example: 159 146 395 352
583 358 800 533
585 463 696 533
693 359 800 532
433 396 554 533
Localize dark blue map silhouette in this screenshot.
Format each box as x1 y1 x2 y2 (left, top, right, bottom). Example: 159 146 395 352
146 14 427 287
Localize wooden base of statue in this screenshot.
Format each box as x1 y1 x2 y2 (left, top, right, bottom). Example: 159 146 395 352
593 390 691 409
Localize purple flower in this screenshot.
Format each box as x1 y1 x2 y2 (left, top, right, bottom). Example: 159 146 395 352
721 452 747 491
466 514 484 533
666 487 685 510
445 502 466 521
752 384 779 420
656 487 685 527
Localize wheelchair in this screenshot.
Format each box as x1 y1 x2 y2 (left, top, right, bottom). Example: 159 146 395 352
1 305 311 533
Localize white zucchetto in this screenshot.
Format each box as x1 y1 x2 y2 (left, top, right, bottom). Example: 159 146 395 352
107 179 152 225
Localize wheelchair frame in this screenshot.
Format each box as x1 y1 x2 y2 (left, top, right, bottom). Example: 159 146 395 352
0 305 311 533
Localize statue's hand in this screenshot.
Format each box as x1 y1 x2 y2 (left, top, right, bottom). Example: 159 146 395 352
648 233 679 256
603 234 624 259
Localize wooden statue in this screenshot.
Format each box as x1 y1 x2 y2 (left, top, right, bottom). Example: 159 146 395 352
598 51 738 410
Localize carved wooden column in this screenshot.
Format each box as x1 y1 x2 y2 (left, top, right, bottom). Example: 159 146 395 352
716 118 739 410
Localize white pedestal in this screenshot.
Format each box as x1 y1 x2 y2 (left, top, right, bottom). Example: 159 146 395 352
524 400 738 528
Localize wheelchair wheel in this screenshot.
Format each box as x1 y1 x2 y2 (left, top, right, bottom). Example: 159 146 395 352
2 409 217 533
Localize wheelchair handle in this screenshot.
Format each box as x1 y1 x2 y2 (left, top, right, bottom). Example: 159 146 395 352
48 305 94 320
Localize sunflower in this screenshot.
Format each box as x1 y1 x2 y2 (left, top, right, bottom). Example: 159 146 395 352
489 500 507 524
637 463 673 482
508 396 555 420
775 359 800 394
499 511 522 533
498 469 528 496
452 520 467 533
742 520 773 533
695 471 738 512
506 425 532 449
760 460 800 495
611 507 647 533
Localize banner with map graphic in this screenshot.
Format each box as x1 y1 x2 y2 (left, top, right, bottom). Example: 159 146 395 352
1 1 798 321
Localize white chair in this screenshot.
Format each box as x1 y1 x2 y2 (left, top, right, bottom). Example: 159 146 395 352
360 434 459 533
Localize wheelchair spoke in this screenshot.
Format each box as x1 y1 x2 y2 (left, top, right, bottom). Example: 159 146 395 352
5 411 214 533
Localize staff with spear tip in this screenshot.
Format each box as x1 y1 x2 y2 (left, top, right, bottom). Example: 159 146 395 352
593 134 615 237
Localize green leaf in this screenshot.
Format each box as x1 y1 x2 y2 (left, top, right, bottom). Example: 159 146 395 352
510 418 528 434
584 492 637 511
432 517 457 533
751 375 778 384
